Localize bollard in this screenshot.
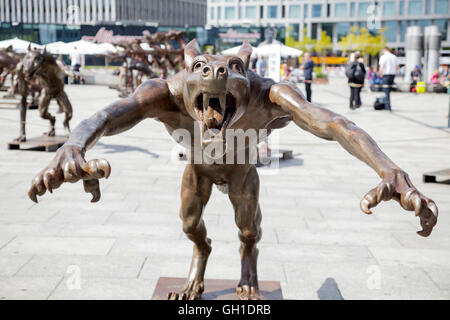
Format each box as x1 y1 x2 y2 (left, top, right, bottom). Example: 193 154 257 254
405 26 423 83
424 26 441 83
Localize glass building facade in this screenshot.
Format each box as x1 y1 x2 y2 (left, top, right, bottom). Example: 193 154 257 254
207 0 450 51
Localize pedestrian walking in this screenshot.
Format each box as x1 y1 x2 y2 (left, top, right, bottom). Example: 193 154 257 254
345 52 366 110
256 56 267 77
301 53 314 102
378 47 399 111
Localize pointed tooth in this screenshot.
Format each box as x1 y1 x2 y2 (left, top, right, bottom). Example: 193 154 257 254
202 94 209 111
219 95 226 112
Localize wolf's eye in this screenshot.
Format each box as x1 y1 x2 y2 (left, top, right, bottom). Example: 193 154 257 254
230 62 242 74
193 61 204 72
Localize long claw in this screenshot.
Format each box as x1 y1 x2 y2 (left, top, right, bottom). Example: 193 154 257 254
97 159 111 179
360 198 372 214
83 179 101 203
28 188 38 203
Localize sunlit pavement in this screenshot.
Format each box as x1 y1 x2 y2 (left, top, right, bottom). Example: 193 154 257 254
0 78 449 299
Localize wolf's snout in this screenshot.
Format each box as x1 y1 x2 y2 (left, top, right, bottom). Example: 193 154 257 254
201 63 228 81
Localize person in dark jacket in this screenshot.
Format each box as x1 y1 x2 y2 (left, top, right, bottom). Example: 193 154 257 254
346 52 366 110
301 52 314 102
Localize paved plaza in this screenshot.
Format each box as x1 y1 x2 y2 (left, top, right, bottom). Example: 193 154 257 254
0 79 449 300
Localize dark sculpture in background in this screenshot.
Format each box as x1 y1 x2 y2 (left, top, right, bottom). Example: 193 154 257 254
18 46 73 141
28 40 438 300
109 30 186 97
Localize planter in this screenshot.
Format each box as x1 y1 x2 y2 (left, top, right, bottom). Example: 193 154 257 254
312 78 329 84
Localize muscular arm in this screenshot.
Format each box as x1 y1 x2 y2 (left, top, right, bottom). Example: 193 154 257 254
66 78 172 151
269 82 438 237
28 78 174 203
269 82 398 178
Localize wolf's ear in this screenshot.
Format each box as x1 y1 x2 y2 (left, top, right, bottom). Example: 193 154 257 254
27 43 31 51
184 39 202 70
42 46 47 54
237 41 253 71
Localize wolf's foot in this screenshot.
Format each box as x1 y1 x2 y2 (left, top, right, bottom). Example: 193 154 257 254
14 135 26 142
44 128 55 137
236 285 266 300
168 280 205 300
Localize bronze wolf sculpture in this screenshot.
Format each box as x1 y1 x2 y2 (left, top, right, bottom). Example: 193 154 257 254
21 47 73 140
28 40 438 300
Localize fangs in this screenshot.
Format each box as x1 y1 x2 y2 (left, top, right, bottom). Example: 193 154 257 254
195 92 236 141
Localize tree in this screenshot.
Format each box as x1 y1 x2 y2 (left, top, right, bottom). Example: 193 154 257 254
314 31 333 71
285 28 316 54
338 27 387 64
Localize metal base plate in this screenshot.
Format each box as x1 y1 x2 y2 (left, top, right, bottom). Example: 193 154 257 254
423 169 450 184
152 277 283 300
8 135 67 152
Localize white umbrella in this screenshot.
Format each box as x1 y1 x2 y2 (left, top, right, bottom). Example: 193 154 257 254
45 41 69 55
97 42 118 54
221 44 302 58
0 38 42 52
222 45 255 56
256 44 303 57
47 40 105 55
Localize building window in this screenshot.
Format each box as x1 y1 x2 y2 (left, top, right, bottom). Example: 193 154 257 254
210 7 214 20
288 23 299 40
408 0 422 15
358 2 370 17
245 6 257 19
322 23 333 39
289 5 301 19
383 21 397 42
311 23 318 39
350 2 355 16
383 1 396 16
218 6 221 19
304 4 308 18
225 7 235 19
434 19 448 40
435 0 449 14
417 19 431 28
335 3 347 17
268 5 277 18
400 21 407 42
399 0 405 15
425 0 431 14
336 22 350 41
311 4 322 17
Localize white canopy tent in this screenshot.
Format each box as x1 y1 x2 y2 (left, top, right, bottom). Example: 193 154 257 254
257 43 303 57
45 40 107 55
0 38 42 52
222 44 303 57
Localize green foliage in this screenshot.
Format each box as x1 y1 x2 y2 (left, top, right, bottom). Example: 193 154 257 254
315 31 332 56
338 27 387 57
285 28 316 53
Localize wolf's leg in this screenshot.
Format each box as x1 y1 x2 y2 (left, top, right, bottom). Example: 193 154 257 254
56 91 73 135
38 89 55 136
168 164 213 300
228 165 265 300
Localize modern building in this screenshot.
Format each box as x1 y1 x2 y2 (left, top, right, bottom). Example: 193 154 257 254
0 0 207 43
207 0 450 51
1 0 207 26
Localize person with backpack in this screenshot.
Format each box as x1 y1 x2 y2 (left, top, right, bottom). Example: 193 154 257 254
346 52 366 110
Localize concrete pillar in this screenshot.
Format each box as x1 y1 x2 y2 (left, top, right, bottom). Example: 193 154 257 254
424 25 441 83
405 26 423 83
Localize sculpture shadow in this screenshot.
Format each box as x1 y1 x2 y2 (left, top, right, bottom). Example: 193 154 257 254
317 277 344 300
96 142 159 158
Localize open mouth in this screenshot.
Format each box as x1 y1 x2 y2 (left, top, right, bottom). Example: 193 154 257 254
194 92 237 141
